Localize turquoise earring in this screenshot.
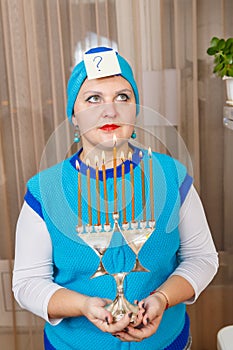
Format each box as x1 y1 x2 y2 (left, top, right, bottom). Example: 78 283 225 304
131 130 137 139
74 125 80 143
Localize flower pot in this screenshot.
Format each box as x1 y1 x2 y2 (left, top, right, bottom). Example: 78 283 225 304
223 76 233 105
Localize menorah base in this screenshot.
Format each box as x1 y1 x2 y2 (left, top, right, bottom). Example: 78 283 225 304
105 293 138 323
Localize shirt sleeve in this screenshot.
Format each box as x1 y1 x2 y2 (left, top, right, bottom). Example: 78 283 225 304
171 185 219 303
12 201 64 325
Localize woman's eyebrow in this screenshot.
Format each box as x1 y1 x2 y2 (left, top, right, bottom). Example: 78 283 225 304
82 88 132 97
83 90 103 96
114 88 132 94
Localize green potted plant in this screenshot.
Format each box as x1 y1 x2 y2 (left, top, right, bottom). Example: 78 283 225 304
207 36 233 105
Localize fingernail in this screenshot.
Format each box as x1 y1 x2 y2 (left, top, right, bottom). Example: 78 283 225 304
105 316 109 325
146 317 150 324
128 312 133 318
124 327 129 332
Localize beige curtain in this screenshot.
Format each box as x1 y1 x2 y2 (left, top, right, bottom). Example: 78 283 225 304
0 1 232 349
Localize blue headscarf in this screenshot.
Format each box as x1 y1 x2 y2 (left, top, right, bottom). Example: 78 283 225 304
66 47 140 122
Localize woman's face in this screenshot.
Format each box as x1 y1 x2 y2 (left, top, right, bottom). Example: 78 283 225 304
72 75 136 150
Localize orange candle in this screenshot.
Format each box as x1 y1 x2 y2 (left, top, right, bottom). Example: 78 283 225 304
95 156 101 226
139 151 146 221
76 160 82 227
148 147 154 221
128 151 135 222
113 134 117 213
121 152 126 223
102 151 109 225
86 159 92 226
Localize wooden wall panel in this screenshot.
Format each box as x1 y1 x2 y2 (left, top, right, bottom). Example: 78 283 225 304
188 252 233 349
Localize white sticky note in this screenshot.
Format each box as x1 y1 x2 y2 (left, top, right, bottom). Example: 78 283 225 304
84 50 121 80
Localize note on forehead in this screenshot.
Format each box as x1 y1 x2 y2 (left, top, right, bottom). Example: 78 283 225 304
84 49 121 80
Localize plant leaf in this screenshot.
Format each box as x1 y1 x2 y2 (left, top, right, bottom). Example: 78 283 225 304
221 67 227 77
210 37 220 47
225 38 233 49
227 68 233 77
207 47 217 55
217 39 225 50
213 62 224 73
226 54 233 64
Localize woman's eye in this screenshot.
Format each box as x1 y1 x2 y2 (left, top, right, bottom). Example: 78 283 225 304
86 95 101 103
115 93 130 102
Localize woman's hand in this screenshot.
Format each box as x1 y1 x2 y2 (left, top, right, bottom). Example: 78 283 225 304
112 294 167 342
80 296 134 334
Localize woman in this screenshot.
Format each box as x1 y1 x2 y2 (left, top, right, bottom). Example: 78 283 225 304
13 47 218 349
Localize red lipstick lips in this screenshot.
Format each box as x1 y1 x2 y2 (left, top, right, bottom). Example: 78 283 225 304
100 124 120 132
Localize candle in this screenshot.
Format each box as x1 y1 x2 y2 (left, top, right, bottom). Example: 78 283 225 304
128 151 135 222
139 151 146 221
148 147 154 221
102 151 109 225
121 152 126 223
95 156 101 226
86 159 92 226
76 160 82 227
113 134 117 213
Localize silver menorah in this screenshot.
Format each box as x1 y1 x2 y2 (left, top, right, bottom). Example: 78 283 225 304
76 213 155 323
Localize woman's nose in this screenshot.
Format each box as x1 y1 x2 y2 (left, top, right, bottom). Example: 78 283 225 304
102 103 117 118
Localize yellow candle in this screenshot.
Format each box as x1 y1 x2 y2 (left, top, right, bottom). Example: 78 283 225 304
95 156 101 226
113 134 117 213
102 151 109 225
148 147 154 221
139 151 146 221
121 152 126 223
86 159 92 226
128 151 135 222
76 160 82 227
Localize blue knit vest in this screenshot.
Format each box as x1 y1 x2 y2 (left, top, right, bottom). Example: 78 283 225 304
25 148 193 350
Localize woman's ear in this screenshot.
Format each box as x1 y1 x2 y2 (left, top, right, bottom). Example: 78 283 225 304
72 114 77 126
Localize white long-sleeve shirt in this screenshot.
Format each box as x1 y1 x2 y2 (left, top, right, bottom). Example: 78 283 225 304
12 185 219 325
